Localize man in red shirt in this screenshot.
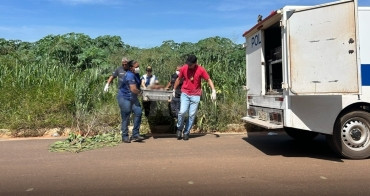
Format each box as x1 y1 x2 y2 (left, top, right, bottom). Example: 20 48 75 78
173 54 216 140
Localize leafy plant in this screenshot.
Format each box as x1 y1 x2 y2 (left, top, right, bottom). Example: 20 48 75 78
0 34 246 136
49 131 121 153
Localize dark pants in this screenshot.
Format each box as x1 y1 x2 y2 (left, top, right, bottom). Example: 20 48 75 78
143 101 151 117
169 97 180 118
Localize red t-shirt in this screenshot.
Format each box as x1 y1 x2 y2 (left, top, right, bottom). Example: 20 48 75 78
178 64 210 96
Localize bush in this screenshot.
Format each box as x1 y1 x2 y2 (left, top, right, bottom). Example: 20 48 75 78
0 35 246 136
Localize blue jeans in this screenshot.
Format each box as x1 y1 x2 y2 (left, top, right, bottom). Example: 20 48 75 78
177 93 200 135
117 96 142 140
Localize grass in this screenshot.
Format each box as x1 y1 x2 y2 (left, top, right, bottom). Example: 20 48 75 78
0 35 247 139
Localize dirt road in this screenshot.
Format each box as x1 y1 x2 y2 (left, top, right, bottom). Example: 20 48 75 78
1 132 370 196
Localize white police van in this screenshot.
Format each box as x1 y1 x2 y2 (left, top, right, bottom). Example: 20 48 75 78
242 0 370 159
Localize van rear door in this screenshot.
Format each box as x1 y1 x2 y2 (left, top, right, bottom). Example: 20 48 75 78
288 0 359 95
246 31 264 95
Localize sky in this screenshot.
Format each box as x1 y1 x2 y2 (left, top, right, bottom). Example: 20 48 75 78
1 0 369 48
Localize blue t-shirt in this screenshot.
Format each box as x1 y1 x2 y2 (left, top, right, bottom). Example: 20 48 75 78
118 71 141 101
112 66 126 88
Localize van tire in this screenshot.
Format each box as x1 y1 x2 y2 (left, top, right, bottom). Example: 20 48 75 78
327 110 370 159
284 127 319 141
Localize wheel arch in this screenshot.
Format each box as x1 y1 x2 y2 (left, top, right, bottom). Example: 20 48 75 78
333 102 370 134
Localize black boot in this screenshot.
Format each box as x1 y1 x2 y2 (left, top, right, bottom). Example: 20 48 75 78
122 137 131 143
131 135 144 142
183 134 189 141
176 130 182 140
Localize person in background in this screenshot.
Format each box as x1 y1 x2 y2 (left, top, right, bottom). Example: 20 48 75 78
104 57 129 92
117 60 144 143
173 55 216 140
165 65 183 118
141 66 159 116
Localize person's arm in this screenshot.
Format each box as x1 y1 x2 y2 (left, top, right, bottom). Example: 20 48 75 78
165 81 171 90
172 77 181 97
104 75 115 92
206 78 215 91
201 67 216 100
104 68 119 92
207 78 216 101
107 76 114 84
165 74 175 90
130 84 142 95
141 77 146 89
173 77 180 90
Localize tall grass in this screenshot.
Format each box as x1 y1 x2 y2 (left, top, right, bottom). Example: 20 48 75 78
0 60 76 130
0 35 246 134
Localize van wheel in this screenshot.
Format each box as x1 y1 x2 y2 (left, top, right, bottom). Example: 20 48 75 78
327 111 370 159
284 127 319 141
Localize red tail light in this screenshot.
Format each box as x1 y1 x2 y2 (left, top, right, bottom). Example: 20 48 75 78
275 97 284 102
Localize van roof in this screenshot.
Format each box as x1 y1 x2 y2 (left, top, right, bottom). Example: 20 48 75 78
242 10 280 38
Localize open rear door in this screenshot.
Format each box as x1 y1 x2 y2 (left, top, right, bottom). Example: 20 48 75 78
246 31 263 95
288 0 359 95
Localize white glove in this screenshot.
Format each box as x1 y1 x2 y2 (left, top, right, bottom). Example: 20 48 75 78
172 91 176 98
211 90 216 101
104 83 109 92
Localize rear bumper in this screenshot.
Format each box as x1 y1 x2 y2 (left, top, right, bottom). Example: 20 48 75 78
242 106 284 129
242 116 283 129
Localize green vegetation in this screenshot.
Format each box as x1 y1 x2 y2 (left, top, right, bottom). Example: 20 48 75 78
49 132 121 153
0 33 246 138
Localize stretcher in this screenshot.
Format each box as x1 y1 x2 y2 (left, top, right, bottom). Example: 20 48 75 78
142 89 173 102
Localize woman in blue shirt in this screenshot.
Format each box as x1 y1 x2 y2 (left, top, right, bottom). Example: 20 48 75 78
117 60 144 143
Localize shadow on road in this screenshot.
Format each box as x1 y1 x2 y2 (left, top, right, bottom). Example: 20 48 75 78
243 131 343 162
147 133 207 139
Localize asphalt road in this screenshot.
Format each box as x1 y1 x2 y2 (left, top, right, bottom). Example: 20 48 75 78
1 131 370 196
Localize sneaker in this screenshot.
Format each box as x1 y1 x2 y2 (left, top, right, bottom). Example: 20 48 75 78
176 130 182 140
183 134 189 141
131 135 144 142
122 138 131 143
